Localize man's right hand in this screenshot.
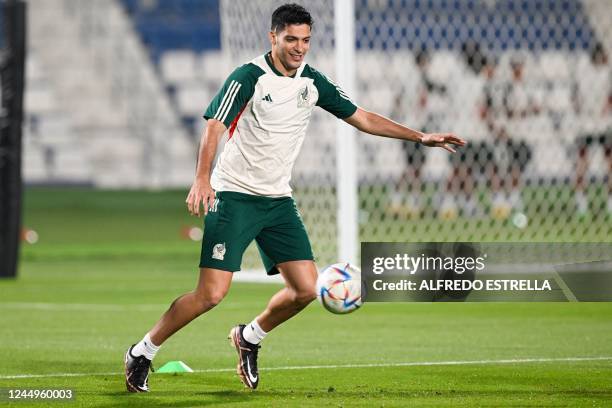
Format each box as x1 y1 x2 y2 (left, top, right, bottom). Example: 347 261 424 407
186 179 215 217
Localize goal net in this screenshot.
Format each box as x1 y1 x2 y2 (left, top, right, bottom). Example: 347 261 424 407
220 0 612 270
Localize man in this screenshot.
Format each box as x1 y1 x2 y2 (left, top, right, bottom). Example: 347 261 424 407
493 54 534 216
389 49 443 218
124 3 465 392
475 55 532 220
574 42 612 216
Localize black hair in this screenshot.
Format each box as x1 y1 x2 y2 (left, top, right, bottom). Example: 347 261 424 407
415 48 429 66
271 3 313 33
590 41 607 64
461 40 488 75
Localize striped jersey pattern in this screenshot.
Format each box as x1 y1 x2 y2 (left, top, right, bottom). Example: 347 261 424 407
213 80 242 123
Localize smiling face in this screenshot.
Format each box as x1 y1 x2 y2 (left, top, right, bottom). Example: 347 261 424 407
269 24 311 75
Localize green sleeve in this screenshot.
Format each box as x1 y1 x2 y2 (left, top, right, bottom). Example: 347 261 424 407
306 66 358 119
204 63 264 128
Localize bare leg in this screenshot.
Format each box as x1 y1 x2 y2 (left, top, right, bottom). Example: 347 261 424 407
411 167 422 194
575 146 588 193
255 260 317 332
605 145 612 213
397 166 421 195
605 146 612 195
149 268 233 345
510 166 521 191
489 164 502 193
575 145 589 214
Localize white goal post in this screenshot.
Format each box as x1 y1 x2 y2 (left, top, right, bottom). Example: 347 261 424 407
334 0 358 265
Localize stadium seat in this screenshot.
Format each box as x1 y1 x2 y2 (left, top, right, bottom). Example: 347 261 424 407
199 50 234 86
159 50 198 85
176 85 210 116
428 51 463 83
538 51 572 81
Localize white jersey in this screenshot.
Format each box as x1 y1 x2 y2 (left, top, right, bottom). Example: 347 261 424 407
204 52 357 196
576 62 611 134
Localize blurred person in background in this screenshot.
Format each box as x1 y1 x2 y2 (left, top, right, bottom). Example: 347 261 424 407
389 48 473 219
438 43 495 219
388 49 433 217
483 54 533 219
573 42 612 216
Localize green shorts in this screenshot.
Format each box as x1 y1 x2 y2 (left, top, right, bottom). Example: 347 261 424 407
199 191 314 275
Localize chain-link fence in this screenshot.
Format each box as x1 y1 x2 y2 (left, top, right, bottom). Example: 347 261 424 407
222 0 611 269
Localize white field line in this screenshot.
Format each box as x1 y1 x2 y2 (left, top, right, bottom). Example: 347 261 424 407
1 357 610 380
0 302 167 312
0 302 252 312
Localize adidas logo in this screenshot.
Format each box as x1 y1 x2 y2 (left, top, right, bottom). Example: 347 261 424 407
262 94 273 102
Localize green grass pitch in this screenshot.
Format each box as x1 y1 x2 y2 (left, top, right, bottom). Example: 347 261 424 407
0 188 610 407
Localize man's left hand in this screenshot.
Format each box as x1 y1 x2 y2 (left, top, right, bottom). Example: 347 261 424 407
421 133 467 153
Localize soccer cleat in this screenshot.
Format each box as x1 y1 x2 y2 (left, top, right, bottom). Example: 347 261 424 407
228 324 260 389
124 345 154 393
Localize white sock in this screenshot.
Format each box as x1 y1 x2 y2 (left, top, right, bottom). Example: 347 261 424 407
390 191 402 205
439 194 456 210
131 333 160 360
575 191 588 214
509 190 523 210
242 319 267 345
492 192 502 205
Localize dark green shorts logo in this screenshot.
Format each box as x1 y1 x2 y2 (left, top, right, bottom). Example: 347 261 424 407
212 243 226 260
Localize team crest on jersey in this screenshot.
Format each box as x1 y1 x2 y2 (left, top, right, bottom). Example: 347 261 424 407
297 86 310 107
212 243 226 260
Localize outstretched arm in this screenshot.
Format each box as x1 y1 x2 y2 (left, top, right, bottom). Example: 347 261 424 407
343 107 466 153
185 119 227 217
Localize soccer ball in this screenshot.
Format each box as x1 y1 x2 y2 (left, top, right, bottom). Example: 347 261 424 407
316 263 362 314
